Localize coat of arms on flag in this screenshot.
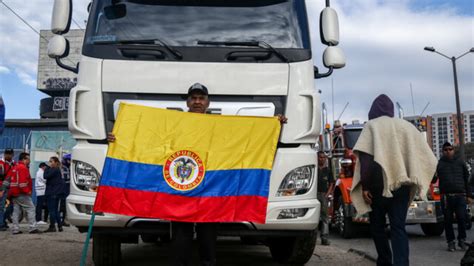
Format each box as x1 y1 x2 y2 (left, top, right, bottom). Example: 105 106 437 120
93 103 280 223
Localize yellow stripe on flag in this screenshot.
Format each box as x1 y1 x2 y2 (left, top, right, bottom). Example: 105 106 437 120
108 103 281 171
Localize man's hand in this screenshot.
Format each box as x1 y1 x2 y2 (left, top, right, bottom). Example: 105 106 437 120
362 190 372 205
0 191 4 198
107 132 116 143
276 114 288 124
468 197 473 204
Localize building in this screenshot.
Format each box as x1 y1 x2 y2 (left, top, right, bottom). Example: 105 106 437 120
37 30 84 118
429 111 473 158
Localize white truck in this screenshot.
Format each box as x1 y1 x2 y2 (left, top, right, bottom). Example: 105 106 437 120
48 0 345 265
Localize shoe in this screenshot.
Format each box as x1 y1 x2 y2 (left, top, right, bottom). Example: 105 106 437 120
459 240 468 251
36 221 48 226
12 231 22 235
43 227 56 233
321 238 330 246
29 229 42 234
61 222 70 227
58 226 63 232
448 241 456 252
0 227 7 231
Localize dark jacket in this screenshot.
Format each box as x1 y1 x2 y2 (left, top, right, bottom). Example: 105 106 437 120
44 167 65 196
360 94 394 193
433 156 469 195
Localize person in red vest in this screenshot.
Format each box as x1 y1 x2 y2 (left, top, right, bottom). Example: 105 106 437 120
0 148 15 231
8 152 41 234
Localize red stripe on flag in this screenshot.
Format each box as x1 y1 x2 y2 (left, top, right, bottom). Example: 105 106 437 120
93 186 268 223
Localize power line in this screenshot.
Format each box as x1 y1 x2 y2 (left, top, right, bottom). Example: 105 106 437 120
0 0 77 66
72 17 84 30
0 0 48 42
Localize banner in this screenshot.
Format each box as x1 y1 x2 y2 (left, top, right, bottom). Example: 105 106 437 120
94 103 280 223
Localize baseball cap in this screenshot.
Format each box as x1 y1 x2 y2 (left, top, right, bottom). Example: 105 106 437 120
187 83 208 96
442 142 452 149
4 148 14 154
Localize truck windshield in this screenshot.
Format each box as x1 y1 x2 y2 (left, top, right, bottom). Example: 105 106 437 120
344 129 362 149
86 0 310 49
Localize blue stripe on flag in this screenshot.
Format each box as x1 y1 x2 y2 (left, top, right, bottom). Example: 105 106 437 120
99 157 270 197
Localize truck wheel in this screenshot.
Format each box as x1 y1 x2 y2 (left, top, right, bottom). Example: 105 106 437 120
93 235 121 266
334 196 354 239
420 223 444 236
141 234 158 243
268 230 317 265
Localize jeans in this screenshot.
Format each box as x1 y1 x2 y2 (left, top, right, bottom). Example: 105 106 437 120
47 195 61 227
0 189 8 228
317 192 329 240
172 222 217 266
369 186 410 266
35 195 46 222
442 194 467 243
12 195 38 232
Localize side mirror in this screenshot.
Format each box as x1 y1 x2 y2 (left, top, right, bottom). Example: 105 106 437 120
320 7 339 46
104 4 127 20
323 46 346 69
48 35 78 74
51 0 72 34
48 35 69 58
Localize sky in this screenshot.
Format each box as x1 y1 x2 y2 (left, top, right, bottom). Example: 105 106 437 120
0 0 473 123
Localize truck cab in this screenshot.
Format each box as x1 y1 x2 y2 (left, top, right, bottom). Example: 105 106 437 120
48 0 346 264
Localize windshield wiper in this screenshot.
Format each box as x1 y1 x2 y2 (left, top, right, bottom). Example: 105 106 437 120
197 40 289 63
93 39 183 60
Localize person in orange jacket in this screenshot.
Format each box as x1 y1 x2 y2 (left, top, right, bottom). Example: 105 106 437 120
6 152 41 234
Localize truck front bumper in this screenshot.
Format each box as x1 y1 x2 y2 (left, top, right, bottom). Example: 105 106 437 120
406 200 443 224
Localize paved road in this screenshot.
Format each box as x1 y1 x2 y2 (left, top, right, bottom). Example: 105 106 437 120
330 224 470 266
0 223 373 266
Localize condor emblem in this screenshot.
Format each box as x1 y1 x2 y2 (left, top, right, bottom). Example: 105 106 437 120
163 150 205 191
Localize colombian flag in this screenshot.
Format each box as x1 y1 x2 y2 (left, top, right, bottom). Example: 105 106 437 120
93 103 280 223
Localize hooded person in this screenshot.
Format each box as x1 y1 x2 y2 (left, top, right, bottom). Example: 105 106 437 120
350 94 437 266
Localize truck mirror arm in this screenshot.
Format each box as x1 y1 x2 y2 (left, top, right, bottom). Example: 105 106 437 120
314 65 333 79
55 58 79 74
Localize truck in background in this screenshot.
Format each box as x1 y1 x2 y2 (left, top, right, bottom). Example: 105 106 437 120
48 0 346 264
321 105 445 238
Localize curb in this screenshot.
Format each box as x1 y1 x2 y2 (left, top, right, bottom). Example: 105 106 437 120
348 248 377 262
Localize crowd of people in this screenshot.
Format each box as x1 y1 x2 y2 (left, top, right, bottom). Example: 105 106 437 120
0 93 471 265
0 149 71 234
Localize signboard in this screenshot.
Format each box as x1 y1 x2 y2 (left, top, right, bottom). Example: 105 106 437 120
53 97 69 111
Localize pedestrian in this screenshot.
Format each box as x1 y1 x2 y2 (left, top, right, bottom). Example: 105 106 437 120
59 153 71 227
35 162 48 225
317 151 334 245
350 94 437 266
7 152 41 234
107 83 287 265
432 142 470 251
43 156 65 233
0 148 15 231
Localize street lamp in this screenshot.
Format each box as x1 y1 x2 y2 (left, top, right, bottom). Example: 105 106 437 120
424 46 474 160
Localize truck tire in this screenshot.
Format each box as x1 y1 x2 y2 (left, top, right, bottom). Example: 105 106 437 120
420 223 444 236
93 235 121 266
334 195 354 239
268 230 317 265
141 234 158 243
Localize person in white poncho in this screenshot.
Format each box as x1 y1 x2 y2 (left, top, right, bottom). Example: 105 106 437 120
350 94 437 266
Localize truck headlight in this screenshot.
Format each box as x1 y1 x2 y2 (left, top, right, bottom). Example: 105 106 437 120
276 165 315 196
74 160 100 192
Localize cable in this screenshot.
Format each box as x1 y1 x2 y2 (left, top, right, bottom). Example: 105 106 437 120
72 17 84 30
0 0 48 42
0 0 77 66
